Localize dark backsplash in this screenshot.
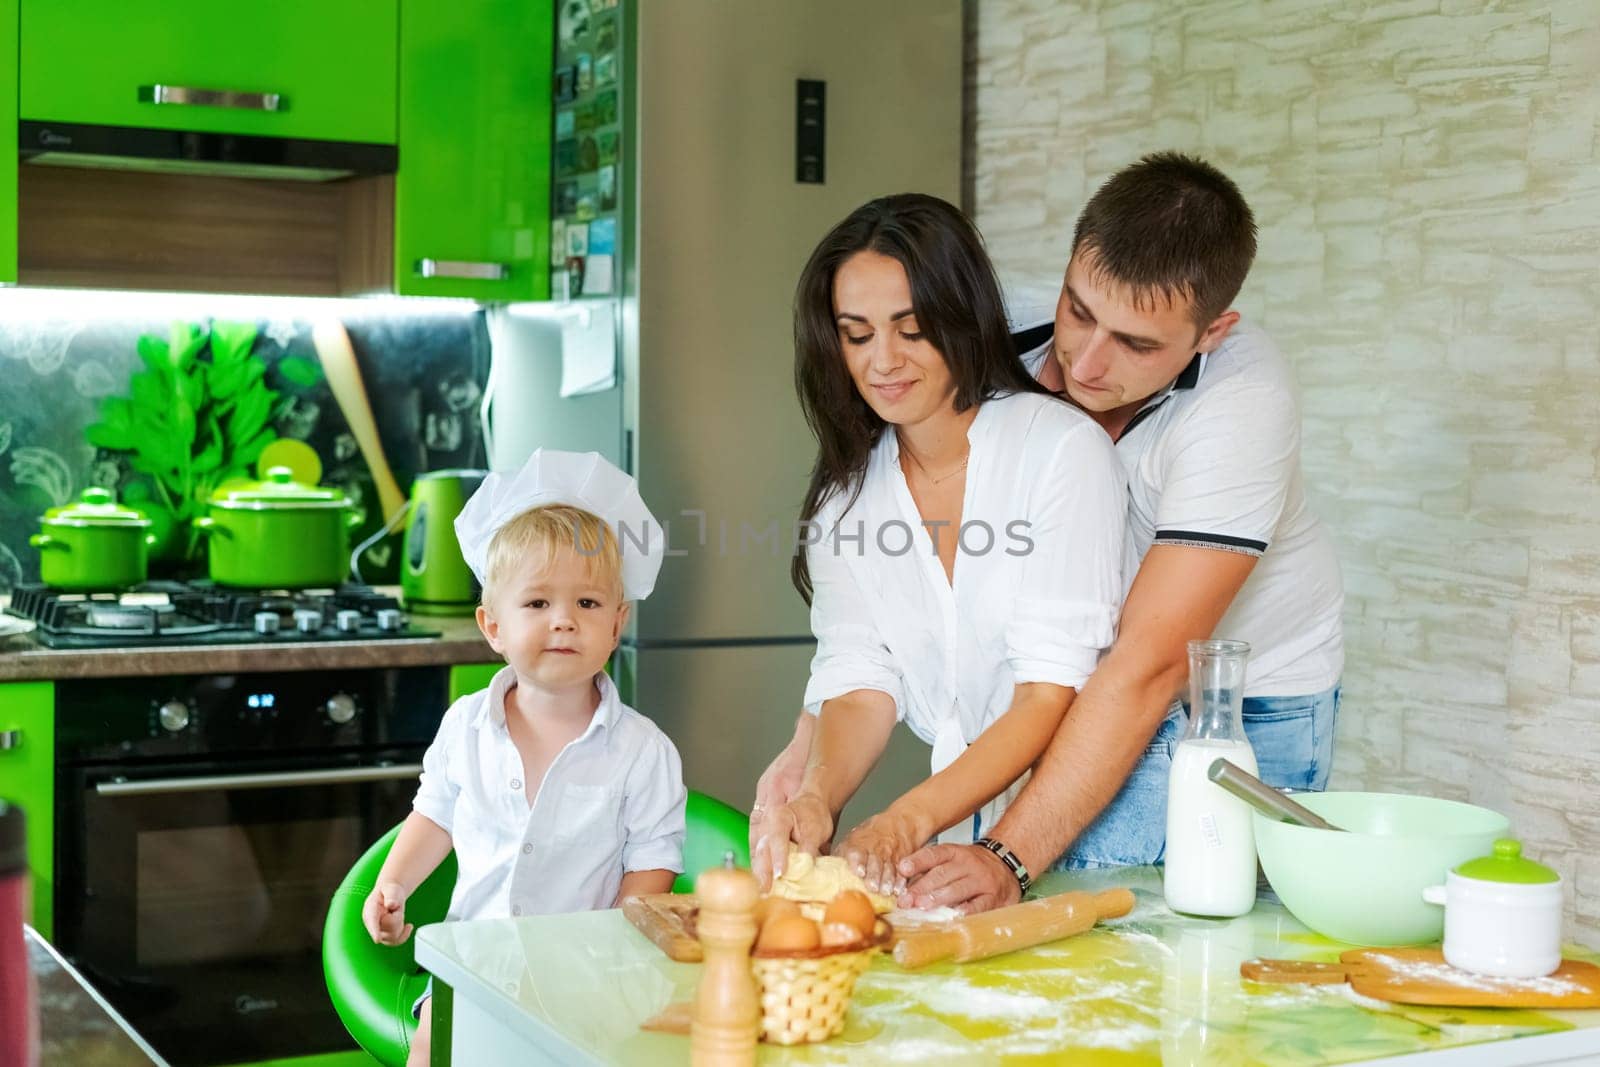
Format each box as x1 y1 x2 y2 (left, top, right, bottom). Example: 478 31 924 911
0 300 491 590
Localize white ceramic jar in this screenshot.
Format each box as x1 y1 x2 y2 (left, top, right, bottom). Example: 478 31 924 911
1422 838 1563 979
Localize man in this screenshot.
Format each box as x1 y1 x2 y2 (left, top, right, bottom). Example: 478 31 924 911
753 151 1344 909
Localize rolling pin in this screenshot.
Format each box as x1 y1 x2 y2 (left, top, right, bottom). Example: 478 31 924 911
892 888 1134 969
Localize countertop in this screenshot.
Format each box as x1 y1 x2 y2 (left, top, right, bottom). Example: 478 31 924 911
415 867 1600 1066
28 924 169 1066
0 590 494 680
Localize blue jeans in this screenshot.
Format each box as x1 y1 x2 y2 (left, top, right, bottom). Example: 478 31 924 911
1053 684 1340 870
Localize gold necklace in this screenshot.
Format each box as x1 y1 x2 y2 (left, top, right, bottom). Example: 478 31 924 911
902 443 969 485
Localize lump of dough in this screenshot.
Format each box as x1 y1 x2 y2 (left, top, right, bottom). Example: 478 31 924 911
769 850 894 913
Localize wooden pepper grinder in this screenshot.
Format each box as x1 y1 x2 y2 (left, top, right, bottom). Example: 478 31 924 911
690 853 759 1066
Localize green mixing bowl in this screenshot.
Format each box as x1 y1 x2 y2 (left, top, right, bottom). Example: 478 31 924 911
1254 791 1509 946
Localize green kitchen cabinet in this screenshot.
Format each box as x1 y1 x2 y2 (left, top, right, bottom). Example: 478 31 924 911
0 0 15 285
449 663 502 703
395 0 552 300
19 0 397 144
0 682 53 937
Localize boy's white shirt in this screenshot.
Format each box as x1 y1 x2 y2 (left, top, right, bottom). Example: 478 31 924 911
1017 315 1345 697
801 391 1127 843
413 666 686 922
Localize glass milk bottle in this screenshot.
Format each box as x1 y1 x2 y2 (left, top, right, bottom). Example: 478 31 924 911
1164 640 1258 918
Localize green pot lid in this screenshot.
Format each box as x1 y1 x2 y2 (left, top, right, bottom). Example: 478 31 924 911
1454 838 1559 884
210 466 351 510
42 487 152 526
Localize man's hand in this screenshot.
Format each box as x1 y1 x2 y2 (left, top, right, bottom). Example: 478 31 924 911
837 806 929 898
898 843 1021 913
751 791 834 890
362 881 414 945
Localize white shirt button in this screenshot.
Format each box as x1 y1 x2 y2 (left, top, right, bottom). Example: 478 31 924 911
510 778 522 790
522 843 534 855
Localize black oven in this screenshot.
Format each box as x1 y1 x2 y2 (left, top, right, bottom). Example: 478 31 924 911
52 666 447 1067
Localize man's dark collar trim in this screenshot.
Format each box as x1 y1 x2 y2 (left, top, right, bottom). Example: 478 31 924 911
1012 322 1054 356
1174 352 1204 390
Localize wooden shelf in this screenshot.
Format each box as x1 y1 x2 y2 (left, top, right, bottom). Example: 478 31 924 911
17 165 394 296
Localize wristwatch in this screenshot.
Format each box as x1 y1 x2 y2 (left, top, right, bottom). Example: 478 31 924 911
975 836 1031 895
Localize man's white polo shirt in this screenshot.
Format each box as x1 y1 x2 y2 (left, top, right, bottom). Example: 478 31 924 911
1016 317 1344 697
412 666 686 921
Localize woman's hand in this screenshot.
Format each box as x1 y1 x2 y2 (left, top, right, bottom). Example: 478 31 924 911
751 791 835 889
362 881 414 945
837 806 931 898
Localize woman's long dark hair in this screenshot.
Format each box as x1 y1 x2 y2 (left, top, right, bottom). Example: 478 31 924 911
791 193 1051 603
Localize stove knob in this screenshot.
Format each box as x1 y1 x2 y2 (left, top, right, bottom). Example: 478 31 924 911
254 611 281 635
294 609 323 634
325 693 358 725
335 609 362 633
158 701 191 733
376 608 404 632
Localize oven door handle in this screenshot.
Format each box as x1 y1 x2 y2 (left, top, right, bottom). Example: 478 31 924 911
94 763 424 796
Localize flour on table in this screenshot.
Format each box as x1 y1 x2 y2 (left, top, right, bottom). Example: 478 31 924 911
888 905 963 924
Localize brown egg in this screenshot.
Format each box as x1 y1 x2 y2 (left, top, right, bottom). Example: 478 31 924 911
822 890 877 937
756 913 821 952
819 921 861 947
753 895 800 930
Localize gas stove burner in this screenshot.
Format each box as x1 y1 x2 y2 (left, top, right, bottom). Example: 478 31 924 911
86 600 176 629
7 580 437 648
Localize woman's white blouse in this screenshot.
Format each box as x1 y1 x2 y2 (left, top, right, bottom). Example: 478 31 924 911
413 667 686 922
802 391 1127 839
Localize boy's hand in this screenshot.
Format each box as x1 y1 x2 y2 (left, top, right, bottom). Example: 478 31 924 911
362 882 414 946
837 805 929 899
899 843 1021 914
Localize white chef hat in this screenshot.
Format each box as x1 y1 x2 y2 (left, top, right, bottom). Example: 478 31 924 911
454 449 665 601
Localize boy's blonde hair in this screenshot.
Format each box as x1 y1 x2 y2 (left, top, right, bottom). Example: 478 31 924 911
481 504 624 606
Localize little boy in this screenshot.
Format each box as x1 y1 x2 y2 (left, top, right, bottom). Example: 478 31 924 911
361 449 686 1067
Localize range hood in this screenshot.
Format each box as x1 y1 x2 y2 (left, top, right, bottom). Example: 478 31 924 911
19 120 397 182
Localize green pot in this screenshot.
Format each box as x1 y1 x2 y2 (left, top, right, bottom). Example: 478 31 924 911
31 487 157 591
194 467 362 589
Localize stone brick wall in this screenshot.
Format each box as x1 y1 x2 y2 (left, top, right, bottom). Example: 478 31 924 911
967 0 1600 940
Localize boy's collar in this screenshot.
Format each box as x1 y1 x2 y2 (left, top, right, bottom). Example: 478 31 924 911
482 665 618 734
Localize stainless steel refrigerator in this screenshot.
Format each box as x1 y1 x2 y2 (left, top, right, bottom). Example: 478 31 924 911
485 0 964 828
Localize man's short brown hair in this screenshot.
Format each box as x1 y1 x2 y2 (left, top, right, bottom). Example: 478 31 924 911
1071 151 1258 331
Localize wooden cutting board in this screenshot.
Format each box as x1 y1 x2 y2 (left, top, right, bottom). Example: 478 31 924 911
621 893 700 962
1242 947 1600 1008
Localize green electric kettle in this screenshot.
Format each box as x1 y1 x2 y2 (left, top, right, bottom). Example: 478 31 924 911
400 470 486 616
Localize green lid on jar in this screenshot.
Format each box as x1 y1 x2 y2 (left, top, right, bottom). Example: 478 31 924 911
210 466 350 509
42 487 152 526
1454 838 1560 884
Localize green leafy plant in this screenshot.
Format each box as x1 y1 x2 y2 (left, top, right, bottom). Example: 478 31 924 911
86 320 280 564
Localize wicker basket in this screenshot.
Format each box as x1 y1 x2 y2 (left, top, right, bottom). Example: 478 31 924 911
749 919 890 1045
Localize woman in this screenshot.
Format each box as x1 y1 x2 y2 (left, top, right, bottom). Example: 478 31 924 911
752 194 1127 897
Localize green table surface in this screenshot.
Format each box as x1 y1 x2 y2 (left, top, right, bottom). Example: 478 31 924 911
414 866 1600 1065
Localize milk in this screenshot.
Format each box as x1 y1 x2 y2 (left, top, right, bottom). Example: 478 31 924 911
1163 738 1259 918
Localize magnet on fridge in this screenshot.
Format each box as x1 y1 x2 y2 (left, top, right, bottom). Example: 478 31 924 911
582 253 614 296
566 223 589 257
555 67 577 104
587 217 616 255
551 219 567 264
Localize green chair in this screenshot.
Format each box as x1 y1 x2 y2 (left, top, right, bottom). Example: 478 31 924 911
322 790 750 1067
